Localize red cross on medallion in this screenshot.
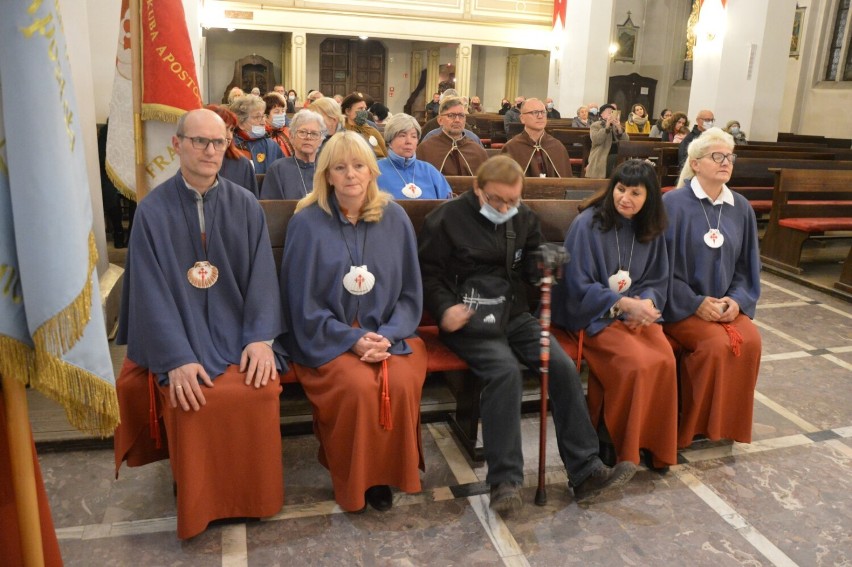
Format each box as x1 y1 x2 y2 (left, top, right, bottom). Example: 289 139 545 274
618 278 628 291
198 267 208 281
355 274 364 289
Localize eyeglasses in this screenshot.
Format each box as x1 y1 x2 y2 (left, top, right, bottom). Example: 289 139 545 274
249 113 265 122
699 152 737 164
441 112 466 121
295 130 322 140
178 135 229 151
522 110 547 117
481 190 521 209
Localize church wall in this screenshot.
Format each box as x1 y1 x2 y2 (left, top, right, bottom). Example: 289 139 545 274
517 54 550 100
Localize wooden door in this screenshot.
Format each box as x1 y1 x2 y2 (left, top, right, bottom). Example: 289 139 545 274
319 38 386 103
607 73 657 118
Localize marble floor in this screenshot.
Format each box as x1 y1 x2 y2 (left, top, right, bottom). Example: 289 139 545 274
34 271 852 566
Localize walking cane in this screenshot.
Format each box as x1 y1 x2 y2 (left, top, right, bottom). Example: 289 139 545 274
535 245 567 506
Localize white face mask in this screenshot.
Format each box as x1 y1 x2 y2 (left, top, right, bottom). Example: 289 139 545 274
479 203 518 225
250 125 266 139
702 119 715 129
589 107 598 115
730 126 740 135
546 102 554 110
271 114 287 128
288 95 296 101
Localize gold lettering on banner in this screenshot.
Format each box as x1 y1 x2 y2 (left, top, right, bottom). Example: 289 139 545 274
145 0 159 41
154 45 201 101
19 0 75 151
0 264 24 304
144 145 178 179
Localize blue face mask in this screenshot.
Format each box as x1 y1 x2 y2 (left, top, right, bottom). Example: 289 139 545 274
479 203 518 225
271 114 287 128
250 125 266 139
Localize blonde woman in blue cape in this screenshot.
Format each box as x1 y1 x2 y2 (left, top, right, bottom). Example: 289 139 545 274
663 128 761 448
279 131 427 513
553 160 677 470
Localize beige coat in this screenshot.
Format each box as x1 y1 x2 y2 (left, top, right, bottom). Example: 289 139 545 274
586 121 629 179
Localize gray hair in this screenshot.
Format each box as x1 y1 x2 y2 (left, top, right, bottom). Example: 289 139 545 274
439 89 459 102
289 109 327 137
229 94 266 124
677 127 735 187
309 97 343 128
382 113 421 143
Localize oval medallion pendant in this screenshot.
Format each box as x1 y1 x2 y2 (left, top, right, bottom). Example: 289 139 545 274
401 183 422 199
704 229 724 248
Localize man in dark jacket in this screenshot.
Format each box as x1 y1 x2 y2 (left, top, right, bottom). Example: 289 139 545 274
678 109 715 167
418 156 636 517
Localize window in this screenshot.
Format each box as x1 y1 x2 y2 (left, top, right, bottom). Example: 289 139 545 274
825 0 852 80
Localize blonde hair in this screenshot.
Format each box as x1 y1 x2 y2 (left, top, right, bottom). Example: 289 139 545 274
296 131 391 222
308 97 344 131
676 127 735 187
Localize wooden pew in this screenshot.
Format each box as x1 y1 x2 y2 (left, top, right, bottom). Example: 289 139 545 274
759 169 852 274
444 175 608 200
260 198 585 461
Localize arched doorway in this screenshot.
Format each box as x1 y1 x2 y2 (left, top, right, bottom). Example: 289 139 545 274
319 38 386 102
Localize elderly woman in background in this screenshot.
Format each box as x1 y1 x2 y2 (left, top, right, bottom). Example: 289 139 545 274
553 160 676 470
625 103 651 135
230 94 284 174
650 109 672 139
572 106 590 128
309 97 344 150
664 128 761 449
285 89 299 113
724 120 748 145
587 104 629 179
206 104 258 196
263 92 294 157
279 131 427 513
341 93 388 158
376 113 452 200
260 110 326 199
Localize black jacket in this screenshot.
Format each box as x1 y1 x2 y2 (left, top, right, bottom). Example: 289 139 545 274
678 125 702 167
418 191 542 323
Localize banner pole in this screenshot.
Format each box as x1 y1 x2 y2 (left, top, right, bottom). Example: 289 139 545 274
2 374 45 567
130 0 148 202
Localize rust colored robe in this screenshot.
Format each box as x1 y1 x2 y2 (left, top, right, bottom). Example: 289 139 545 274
416 132 488 176
501 130 574 178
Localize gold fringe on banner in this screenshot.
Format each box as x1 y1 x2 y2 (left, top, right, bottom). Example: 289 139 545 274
141 103 187 123
0 336 33 387
105 160 137 202
28 230 120 436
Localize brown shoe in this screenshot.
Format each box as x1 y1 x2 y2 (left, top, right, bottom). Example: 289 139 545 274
489 482 523 516
573 461 637 502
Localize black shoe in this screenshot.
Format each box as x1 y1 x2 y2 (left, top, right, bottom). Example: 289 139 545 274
641 449 670 475
573 461 637 502
113 233 126 249
489 482 523 516
365 485 393 512
598 440 617 467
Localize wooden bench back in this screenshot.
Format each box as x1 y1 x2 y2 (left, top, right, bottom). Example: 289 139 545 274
261 198 582 273
768 168 852 220
732 158 852 187
444 175 607 200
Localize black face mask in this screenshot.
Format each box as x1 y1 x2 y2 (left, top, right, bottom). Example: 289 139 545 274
502 102 511 110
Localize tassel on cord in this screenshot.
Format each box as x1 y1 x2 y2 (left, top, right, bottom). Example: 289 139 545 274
379 359 392 431
148 371 162 449
722 323 743 357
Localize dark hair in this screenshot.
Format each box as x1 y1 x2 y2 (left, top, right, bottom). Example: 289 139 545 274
580 159 667 242
341 92 367 113
369 102 389 121
263 92 286 113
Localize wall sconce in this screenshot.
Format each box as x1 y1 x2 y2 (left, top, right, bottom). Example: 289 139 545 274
608 43 619 57
696 0 727 42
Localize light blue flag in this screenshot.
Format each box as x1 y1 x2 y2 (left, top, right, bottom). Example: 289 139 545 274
0 1 118 435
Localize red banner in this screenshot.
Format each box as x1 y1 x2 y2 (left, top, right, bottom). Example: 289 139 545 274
140 0 202 121
553 0 567 29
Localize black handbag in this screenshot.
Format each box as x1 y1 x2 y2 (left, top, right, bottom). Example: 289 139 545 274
457 219 516 337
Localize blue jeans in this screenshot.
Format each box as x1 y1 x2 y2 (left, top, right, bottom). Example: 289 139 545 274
441 312 602 486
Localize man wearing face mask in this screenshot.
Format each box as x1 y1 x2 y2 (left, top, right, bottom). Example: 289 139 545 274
503 96 525 135
678 109 715 167
419 156 637 517
587 104 601 123
545 97 561 119
230 94 284 174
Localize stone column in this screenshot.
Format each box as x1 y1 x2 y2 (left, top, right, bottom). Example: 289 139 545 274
547 0 615 115
455 42 473 98
505 54 521 100
290 31 307 103
426 48 440 98
689 0 797 141
410 50 423 92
